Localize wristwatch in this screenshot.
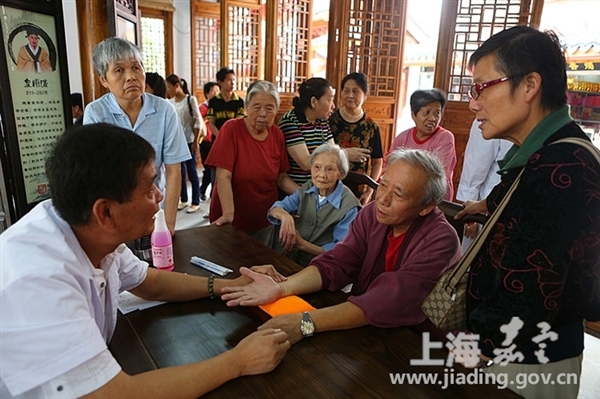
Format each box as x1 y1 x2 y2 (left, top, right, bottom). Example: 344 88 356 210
299 311 315 337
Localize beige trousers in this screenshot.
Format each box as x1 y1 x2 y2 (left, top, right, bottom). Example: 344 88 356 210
484 354 582 399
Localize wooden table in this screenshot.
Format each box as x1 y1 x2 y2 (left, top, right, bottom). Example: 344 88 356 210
110 225 519 398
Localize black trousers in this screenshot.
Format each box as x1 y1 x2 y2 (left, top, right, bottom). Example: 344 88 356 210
199 141 212 196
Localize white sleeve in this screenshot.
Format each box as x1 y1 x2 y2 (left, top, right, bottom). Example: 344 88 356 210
38 350 121 399
116 244 149 292
190 96 203 130
456 120 498 202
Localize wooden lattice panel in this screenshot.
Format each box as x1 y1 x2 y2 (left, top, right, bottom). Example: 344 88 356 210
227 5 261 91
141 17 166 77
276 0 310 93
345 0 404 98
194 15 220 89
447 0 536 102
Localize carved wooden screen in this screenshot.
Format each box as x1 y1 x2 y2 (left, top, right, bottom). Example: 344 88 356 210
223 0 262 93
441 0 543 102
140 6 173 78
192 1 220 102
273 0 311 93
434 0 544 200
265 0 312 121
328 0 408 152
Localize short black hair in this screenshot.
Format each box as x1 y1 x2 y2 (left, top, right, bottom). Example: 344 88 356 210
292 77 332 111
70 92 83 109
409 89 447 114
469 26 567 111
203 81 219 97
341 72 368 94
216 67 235 82
45 123 155 226
145 72 166 98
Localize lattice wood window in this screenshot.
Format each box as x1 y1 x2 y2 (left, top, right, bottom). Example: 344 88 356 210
227 4 261 91
141 16 166 77
345 0 403 98
447 0 541 101
194 15 220 89
275 0 311 93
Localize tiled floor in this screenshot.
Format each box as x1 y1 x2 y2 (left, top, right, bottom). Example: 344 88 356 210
175 169 211 231
176 172 600 398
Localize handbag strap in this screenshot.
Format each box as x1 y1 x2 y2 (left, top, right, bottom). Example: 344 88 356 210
446 167 524 291
446 135 600 291
550 137 600 164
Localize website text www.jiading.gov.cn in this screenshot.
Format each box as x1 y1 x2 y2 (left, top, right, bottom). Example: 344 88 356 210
389 368 578 390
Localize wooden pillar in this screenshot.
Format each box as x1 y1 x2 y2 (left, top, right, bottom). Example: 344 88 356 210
76 0 111 104
264 0 277 82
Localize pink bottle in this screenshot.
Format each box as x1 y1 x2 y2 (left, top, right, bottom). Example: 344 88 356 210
151 209 174 271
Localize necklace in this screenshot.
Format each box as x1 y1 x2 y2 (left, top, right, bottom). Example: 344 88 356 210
340 107 364 123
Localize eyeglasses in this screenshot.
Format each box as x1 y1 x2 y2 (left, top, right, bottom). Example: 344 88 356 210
468 76 511 100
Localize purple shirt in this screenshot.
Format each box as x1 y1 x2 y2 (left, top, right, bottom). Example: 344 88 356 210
311 202 461 327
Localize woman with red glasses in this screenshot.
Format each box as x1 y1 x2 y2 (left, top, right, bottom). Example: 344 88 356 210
456 26 600 399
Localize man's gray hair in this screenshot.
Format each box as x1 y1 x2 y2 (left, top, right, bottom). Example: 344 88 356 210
246 80 280 109
387 148 446 205
309 143 350 179
92 37 144 78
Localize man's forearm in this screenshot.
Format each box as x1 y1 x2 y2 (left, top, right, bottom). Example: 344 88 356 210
83 347 245 399
280 266 323 297
311 302 368 333
164 164 182 233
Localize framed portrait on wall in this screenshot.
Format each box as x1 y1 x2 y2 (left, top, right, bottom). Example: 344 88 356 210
0 0 71 222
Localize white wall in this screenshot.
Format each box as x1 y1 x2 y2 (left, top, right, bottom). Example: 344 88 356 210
61 0 83 96
172 1 192 81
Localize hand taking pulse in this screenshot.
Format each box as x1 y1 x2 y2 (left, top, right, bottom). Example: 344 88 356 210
230 328 291 375
258 314 305 345
221 267 284 307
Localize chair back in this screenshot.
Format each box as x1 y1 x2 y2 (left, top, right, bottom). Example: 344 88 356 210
342 171 379 200
438 200 488 242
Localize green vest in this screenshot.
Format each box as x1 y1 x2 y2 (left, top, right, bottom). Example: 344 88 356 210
292 181 361 266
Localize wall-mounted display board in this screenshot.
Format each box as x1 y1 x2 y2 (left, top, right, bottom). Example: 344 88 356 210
0 0 71 224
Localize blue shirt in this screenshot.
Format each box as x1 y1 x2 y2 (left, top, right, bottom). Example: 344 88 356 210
83 92 190 191
268 180 358 251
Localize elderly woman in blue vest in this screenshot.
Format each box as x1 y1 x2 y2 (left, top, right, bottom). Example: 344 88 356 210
268 143 361 266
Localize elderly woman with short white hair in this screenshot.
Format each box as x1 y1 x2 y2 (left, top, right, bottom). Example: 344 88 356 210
268 143 361 266
205 81 298 237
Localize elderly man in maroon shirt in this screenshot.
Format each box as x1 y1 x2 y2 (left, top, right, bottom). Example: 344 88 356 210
222 148 461 344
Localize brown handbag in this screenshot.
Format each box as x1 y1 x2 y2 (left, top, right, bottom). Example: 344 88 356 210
422 167 524 330
422 136 600 331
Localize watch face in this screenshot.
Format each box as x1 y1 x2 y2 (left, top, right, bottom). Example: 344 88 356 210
300 320 315 336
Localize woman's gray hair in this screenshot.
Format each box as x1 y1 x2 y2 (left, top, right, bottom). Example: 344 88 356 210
409 88 447 114
387 148 446 205
92 37 144 78
246 80 280 109
308 143 350 179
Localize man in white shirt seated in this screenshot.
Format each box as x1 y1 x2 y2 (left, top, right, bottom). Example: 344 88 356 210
0 123 289 399
456 119 511 251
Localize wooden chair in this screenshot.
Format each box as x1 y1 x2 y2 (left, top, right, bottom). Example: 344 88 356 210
342 171 379 200
438 200 488 242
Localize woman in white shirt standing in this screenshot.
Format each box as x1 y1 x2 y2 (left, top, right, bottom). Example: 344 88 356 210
166 74 205 213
